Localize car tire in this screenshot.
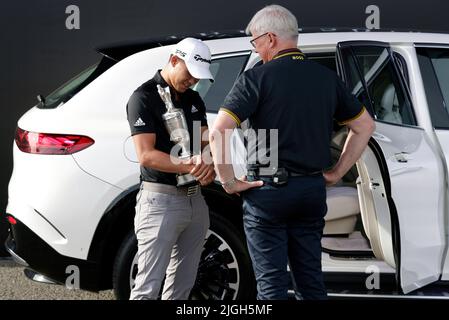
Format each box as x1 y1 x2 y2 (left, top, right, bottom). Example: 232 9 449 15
191 211 256 300
112 211 256 300
112 230 137 300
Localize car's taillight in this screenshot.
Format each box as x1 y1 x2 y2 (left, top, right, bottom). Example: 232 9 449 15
15 127 95 155
6 215 17 225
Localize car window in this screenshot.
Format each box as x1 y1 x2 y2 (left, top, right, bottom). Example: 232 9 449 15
41 56 116 109
193 54 250 113
417 47 449 129
341 46 416 126
305 54 337 71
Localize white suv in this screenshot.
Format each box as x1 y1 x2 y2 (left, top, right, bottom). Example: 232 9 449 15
5 29 449 299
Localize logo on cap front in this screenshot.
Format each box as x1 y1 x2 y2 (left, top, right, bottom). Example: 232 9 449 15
194 54 211 64
175 49 187 57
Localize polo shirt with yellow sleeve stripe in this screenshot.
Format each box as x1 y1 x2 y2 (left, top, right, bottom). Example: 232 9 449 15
220 48 365 173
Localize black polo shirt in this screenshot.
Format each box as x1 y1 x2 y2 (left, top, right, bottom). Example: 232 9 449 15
221 48 365 173
126 70 208 185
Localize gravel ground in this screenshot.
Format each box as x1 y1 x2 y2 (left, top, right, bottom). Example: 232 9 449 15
0 258 115 300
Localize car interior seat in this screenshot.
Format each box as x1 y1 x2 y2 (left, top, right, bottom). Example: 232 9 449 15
379 84 402 124
324 186 360 235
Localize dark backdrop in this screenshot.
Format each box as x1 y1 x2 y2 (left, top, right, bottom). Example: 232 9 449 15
1 0 448 256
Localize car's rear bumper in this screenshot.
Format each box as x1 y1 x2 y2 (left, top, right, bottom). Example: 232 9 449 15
7 142 124 260
4 216 103 292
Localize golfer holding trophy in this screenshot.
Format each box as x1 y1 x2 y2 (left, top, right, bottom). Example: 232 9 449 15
126 38 215 300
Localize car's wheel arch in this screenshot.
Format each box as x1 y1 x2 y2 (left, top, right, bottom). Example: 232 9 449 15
201 182 245 231
87 186 139 290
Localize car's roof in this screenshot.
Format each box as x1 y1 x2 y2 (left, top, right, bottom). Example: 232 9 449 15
297 30 449 48
97 30 247 61
97 28 449 61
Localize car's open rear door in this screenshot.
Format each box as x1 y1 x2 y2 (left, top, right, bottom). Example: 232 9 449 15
336 41 446 293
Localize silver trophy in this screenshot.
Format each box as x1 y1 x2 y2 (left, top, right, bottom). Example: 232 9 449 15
157 84 197 187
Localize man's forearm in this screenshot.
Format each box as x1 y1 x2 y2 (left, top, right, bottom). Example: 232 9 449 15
201 140 209 152
209 129 235 183
200 126 213 164
215 163 236 183
331 129 372 177
140 149 193 174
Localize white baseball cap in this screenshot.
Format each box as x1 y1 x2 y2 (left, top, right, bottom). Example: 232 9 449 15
172 37 214 82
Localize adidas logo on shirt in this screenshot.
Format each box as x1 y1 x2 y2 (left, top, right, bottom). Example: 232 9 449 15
191 105 199 113
134 117 146 127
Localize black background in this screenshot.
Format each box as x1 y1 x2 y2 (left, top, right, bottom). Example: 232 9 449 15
1 0 449 256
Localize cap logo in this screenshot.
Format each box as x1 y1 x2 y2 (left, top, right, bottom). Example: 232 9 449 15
194 54 211 64
175 49 187 57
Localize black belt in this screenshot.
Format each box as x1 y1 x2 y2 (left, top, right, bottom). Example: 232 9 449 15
288 170 323 177
247 168 322 186
250 170 322 178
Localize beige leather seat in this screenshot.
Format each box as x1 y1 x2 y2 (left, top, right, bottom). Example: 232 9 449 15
324 186 360 235
379 84 402 124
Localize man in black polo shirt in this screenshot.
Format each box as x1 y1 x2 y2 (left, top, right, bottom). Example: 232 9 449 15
126 38 215 300
209 5 375 300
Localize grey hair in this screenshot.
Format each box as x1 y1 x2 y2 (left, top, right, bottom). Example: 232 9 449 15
245 4 299 41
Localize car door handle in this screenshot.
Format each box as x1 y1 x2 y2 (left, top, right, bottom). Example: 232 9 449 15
372 132 391 142
394 152 410 163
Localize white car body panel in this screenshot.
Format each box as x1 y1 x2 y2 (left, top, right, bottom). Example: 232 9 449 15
434 130 449 280
7 144 122 259
356 146 395 267
374 122 446 293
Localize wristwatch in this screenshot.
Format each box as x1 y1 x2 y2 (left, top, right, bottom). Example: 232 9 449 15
221 177 237 189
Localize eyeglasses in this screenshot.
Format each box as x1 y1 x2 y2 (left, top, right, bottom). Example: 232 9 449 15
250 32 270 48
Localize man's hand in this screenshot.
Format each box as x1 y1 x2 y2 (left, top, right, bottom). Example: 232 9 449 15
222 175 264 195
189 154 216 186
323 170 341 187
198 167 216 186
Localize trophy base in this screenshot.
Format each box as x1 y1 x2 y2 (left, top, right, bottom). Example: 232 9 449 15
176 173 198 188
